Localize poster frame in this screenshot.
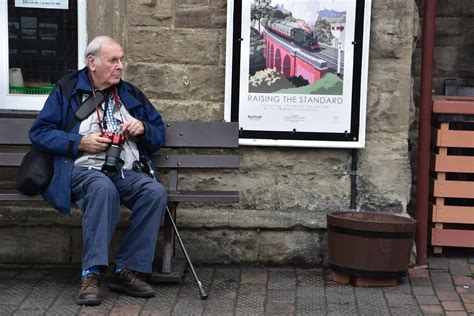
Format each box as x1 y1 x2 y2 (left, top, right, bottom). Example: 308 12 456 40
224 0 372 148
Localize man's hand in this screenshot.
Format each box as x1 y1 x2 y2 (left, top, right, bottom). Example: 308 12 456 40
79 133 112 153
121 118 145 137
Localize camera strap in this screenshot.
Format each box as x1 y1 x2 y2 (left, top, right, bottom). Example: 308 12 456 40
75 91 105 122
93 87 125 135
60 91 105 134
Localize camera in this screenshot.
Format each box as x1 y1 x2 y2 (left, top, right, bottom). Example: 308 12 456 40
101 132 127 177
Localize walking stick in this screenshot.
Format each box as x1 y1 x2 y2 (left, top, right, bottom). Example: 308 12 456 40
145 160 208 300
165 205 208 300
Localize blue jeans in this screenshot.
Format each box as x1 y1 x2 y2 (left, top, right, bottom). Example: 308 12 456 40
72 166 166 273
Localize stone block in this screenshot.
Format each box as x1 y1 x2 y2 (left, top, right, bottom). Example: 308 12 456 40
0 226 71 263
449 258 472 277
175 0 227 28
240 268 268 284
453 276 474 287
366 58 412 134
409 267 430 279
87 1 127 43
174 229 259 263
237 147 351 211
434 17 474 47
429 257 450 271
415 294 440 305
265 301 295 314
110 305 142 315
434 47 474 78
169 169 239 193
460 293 474 304
370 32 414 59
227 209 327 230
239 147 350 173
366 90 411 134
418 0 474 17
238 170 279 210
153 100 224 122
441 300 465 311
420 304 444 315
0 206 81 227
176 207 328 230
128 1 174 27
128 27 221 65
412 286 435 295
413 47 474 80
358 136 411 213
411 76 459 98
176 207 231 228
126 63 225 102
275 173 349 211
370 7 417 59
258 230 324 265
373 0 414 11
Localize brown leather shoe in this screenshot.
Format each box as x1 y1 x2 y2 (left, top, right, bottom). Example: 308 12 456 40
76 273 101 306
107 268 156 298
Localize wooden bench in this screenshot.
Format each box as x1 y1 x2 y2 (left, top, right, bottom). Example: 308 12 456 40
0 112 239 281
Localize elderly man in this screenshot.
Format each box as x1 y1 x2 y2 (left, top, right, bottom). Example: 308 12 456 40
29 36 167 306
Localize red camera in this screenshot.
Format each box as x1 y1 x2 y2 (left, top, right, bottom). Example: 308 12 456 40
101 132 127 146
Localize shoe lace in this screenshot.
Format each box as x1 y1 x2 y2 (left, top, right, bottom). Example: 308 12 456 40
81 274 99 290
121 268 141 283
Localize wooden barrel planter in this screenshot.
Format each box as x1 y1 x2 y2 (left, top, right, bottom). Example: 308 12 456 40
327 211 416 286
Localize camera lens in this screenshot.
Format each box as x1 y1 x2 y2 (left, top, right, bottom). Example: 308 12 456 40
101 145 124 176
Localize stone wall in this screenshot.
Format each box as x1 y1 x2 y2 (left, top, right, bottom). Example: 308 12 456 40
409 0 474 213
412 0 474 96
0 0 420 265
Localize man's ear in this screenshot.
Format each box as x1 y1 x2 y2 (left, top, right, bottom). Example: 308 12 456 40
87 55 96 71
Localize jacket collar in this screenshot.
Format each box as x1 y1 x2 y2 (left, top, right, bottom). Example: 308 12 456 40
74 67 93 95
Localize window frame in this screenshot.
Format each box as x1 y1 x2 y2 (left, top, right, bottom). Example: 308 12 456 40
0 0 87 111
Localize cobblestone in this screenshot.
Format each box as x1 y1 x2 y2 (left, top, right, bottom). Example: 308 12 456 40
0 256 471 315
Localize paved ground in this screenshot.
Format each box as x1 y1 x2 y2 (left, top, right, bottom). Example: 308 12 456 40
0 256 472 315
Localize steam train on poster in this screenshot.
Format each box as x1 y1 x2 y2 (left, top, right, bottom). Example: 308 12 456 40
267 20 321 52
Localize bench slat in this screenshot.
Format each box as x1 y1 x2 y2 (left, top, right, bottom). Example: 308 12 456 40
153 154 239 169
165 122 239 148
0 153 26 166
0 190 44 201
167 190 239 203
0 118 34 145
0 190 240 203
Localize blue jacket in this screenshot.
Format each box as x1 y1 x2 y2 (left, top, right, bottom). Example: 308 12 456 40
29 67 166 214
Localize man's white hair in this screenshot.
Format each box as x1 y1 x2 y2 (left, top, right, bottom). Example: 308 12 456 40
84 36 121 64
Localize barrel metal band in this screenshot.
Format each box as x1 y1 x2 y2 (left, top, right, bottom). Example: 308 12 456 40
328 224 415 239
330 264 407 278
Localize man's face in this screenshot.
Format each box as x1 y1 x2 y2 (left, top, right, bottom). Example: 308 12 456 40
89 42 124 90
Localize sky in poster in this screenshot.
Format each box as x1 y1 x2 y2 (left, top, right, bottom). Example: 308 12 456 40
271 0 346 23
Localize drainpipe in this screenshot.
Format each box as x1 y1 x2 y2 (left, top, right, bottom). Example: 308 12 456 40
416 0 436 266
350 148 358 210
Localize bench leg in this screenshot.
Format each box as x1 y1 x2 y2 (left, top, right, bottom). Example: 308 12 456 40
150 202 185 283
161 202 177 273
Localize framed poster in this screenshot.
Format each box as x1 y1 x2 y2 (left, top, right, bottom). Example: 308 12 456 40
225 0 372 148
